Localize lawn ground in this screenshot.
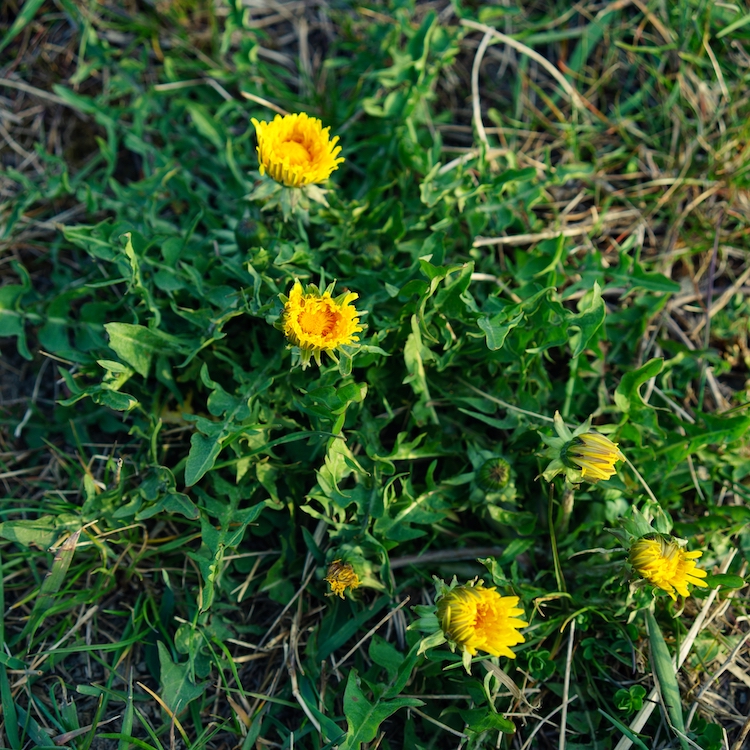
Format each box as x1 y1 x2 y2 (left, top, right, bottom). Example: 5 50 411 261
1 1 750 749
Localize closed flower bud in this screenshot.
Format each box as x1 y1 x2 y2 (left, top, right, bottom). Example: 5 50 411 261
477 457 511 491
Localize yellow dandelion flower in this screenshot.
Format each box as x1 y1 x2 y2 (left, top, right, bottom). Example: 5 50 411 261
563 431 625 482
280 281 363 368
542 412 625 484
251 112 344 188
437 584 527 659
325 560 360 598
629 536 709 600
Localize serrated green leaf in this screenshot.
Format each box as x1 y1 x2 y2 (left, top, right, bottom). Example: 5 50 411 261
135 493 199 521
338 669 422 750
478 310 524 351
614 358 663 413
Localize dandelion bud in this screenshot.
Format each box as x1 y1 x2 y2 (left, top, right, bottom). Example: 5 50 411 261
477 457 511 491
542 413 625 484
562 432 625 483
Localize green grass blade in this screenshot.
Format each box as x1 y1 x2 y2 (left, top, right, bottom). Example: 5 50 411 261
0 665 21 750
716 13 750 37
20 529 81 642
645 609 688 749
0 0 46 55
14 704 57 749
598 710 650 750
118 672 135 750
100 736 161 750
0 552 21 750
132 707 165 750
0 550 4 645
79 695 104 750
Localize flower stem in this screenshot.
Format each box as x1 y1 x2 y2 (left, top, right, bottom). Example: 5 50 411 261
548 483 567 595
555 485 575 538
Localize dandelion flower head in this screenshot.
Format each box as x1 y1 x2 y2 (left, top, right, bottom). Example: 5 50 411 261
281 281 363 368
542 412 625 484
563 431 625 483
251 112 344 188
437 584 527 658
629 536 708 600
325 560 360 598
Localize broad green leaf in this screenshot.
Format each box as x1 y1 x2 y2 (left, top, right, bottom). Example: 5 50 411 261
62 221 118 261
156 642 208 715
186 103 223 149
383 642 421 699
478 310 524 351
403 315 438 424
0 262 32 360
630 263 680 293
368 636 403 680
105 322 187 377
568 282 605 357
95 389 139 411
685 412 750 453
337 669 422 750
184 433 224 487
464 708 516 734
0 286 25 336
614 358 663 413
703 573 745 589
0 515 80 550
135 493 199 521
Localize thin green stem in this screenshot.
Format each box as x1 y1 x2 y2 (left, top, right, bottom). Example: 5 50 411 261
548 483 567 595
562 355 579 418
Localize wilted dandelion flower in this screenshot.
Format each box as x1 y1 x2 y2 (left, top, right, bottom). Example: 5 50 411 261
542 411 624 484
437 584 527 658
629 536 708 600
325 560 360 598
280 281 363 369
251 112 344 188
